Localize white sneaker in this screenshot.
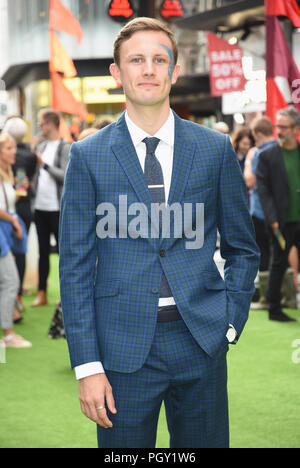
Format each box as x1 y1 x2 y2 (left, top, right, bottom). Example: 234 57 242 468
3 333 32 348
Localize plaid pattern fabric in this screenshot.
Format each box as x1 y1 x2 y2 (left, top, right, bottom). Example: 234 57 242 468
97 320 229 448
59 111 260 371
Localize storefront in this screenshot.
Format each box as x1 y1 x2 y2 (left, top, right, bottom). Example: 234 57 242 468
0 0 125 135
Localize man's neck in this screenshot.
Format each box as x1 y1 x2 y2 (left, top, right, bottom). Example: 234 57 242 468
259 136 275 147
47 130 60 142
126 101 171 135
280 141 298 151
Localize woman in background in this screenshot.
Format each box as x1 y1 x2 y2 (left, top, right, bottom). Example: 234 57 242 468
0 132 31 348
232 127 255 174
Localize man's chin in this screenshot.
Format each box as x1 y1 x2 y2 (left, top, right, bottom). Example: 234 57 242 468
129 94 169 108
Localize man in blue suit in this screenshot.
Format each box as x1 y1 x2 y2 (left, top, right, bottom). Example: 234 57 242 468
59 17 260 448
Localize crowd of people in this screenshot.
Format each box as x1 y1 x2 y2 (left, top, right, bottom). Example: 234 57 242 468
224 106 300 323
0 110 111 348
0 105 299 349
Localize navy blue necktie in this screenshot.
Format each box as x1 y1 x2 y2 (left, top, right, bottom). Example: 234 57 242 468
143 137 173 300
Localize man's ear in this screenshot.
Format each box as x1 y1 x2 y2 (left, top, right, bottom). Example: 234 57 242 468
110 63 122 86
171 64 181 85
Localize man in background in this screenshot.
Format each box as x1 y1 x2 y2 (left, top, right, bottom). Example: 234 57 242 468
32 109 70 307
257 106 300 322
244 116 276 310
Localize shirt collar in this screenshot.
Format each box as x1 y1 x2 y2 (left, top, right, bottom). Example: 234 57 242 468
259 140 276 150
125 110 174 148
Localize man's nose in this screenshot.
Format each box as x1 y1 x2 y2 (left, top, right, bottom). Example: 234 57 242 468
142 59 155 75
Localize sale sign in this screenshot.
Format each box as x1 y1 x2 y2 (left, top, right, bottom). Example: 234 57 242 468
206 32 246 96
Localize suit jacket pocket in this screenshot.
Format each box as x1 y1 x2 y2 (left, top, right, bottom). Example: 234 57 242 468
94 279 120 299
202 271 226 290
183 185 213 201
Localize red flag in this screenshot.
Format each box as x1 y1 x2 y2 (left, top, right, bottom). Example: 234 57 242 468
49 31 77 78
51 72 88 121
206 32 246 96
266 78 288 126
49 0 83 43
266 15 300 124
266 0 300 27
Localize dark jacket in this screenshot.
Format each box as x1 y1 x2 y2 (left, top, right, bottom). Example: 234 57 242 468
12 142 37 226
256 143 300 229
13 142 37 198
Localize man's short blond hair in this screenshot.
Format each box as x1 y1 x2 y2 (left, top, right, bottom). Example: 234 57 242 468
113 17 178 67
250 116 274 137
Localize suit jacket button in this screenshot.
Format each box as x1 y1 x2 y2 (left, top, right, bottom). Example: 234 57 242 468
159 250 166 257
152 287 159 294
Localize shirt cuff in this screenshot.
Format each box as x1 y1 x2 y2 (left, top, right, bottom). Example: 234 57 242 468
226 324 238 343
75 361 105 380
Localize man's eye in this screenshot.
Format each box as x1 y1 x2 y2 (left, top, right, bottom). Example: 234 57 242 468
132 58 142 63
156 58 166 63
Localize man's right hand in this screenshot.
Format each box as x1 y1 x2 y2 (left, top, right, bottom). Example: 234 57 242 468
271 222 279 231
78 373 117 428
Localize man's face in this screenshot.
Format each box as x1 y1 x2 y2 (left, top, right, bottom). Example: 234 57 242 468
276 115 299 147
38 117 52 138
110 30 180 109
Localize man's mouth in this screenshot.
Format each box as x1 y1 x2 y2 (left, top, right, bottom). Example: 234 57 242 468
138 83 159 87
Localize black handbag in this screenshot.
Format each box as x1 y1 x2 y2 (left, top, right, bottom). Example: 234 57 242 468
48 302 66 339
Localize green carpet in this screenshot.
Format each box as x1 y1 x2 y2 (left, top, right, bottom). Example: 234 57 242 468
1 254 300 448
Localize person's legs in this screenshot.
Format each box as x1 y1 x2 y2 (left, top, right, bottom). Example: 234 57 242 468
97 319 229 448
251 216 271 309
164 322 229 448
32 210 50 306
49 211 60 254
97 325 168 448
0 252 31 347
34 210 51 292
15 205 32 296
267 224 296 320
288 246 299 290
0 252 19 331
252 216 271 272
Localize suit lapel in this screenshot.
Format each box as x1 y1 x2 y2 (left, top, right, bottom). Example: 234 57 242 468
162 113 196 250
111 111 196 247
111 113 155 238
167 112 196 206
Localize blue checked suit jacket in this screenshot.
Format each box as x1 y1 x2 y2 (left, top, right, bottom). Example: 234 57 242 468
59 111 260 372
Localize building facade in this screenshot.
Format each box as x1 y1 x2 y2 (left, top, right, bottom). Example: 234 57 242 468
1 0 299 135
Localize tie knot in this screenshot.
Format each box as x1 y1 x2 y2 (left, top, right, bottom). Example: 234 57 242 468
143 137 160 155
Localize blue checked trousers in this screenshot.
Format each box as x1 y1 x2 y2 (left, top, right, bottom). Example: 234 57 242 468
97 319 229 448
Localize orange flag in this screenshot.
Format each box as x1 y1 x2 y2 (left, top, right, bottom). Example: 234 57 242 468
49 31 77 78
51 72 88 121
59 117 74 142
49 0 83 43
